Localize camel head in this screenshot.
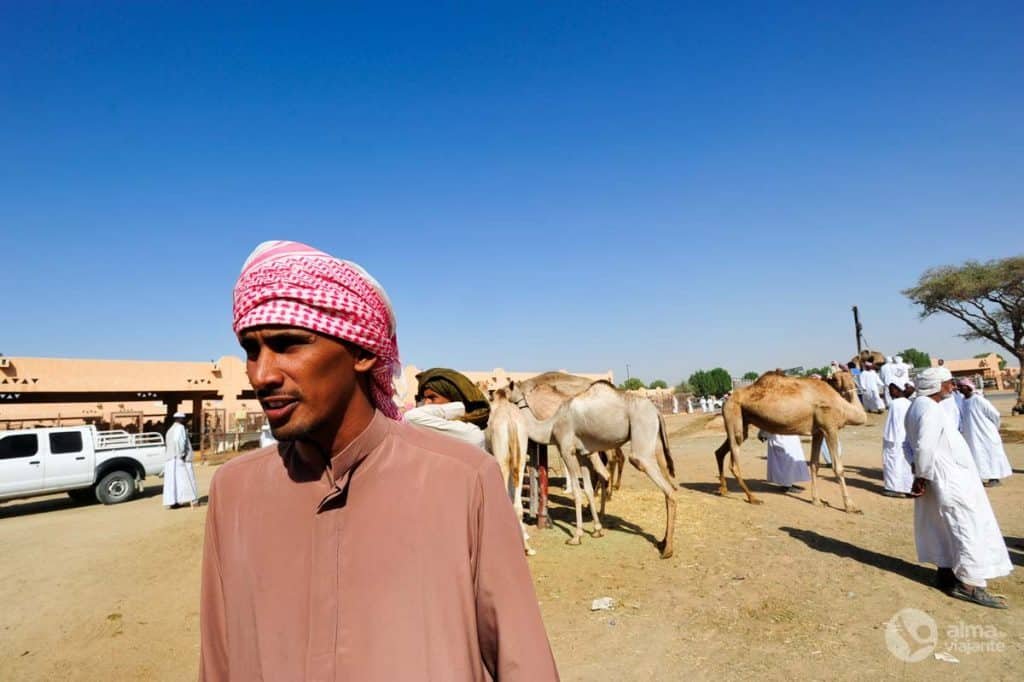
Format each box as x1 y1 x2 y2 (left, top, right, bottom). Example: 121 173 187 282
826 370 859 404
490 387 512 406
505 380 526 406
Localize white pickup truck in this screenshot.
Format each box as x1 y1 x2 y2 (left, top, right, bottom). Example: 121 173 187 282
0 425 166 505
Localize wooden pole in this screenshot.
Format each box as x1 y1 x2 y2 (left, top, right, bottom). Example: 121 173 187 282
852 305 863 358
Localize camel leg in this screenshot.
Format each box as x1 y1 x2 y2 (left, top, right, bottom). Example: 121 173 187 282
587 451 611 484
718 402 761 504
634 457 677 559
562 452 577 495
612 448 624 490
597 452 613 502
593 458 610 516
579 460 604 537
727 448 762 505
809 431 823 507
557 441 586 545
512 443 535 556
825 428 860 514
627 412 678 558
714 438 730 496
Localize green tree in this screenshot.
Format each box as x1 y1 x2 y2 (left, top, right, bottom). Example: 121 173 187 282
904 255 1024 401
619 377 645 391
899 348 932 369
688 370 709 396
649 379 668 389
689 368 733 397
742 371 760 381
675 380 692 394
708 368 733 395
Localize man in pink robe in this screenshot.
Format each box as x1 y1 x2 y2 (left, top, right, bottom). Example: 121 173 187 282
199 241 558 681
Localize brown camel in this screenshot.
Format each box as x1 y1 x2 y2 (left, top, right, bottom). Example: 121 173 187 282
714 370 866 512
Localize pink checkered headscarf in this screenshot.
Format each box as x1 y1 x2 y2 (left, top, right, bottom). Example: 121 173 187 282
233 240 401 420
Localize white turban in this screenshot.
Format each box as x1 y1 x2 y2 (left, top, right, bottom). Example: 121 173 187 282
894 355 903 364
915 367 952 397
886 356 894 363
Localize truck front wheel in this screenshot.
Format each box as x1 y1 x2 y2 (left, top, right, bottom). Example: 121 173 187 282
96 470 137 505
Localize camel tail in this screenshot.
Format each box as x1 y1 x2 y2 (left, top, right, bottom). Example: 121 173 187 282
657 413 676 479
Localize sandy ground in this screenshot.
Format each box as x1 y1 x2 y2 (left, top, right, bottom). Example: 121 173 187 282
2 394 1022 681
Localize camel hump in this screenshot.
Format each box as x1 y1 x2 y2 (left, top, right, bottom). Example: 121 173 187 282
519 371 599 420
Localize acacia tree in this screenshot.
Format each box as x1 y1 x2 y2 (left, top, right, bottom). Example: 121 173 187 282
742 371 760 381
903 255 1024 402
619 377 646 391
649 379 668 389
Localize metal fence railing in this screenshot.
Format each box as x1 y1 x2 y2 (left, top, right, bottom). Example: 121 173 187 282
207 430 263 454
95 430 165 450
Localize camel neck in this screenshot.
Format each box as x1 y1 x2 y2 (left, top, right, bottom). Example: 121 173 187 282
518 405 554 443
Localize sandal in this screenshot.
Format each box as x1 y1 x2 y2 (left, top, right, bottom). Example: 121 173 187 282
949 584 1008 609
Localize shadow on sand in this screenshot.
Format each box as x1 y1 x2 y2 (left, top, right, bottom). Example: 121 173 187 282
1005 536 1024 567
0 486 169 520
843 465 884 481
544 488 661 551
678 479 789 498
780 526 935 587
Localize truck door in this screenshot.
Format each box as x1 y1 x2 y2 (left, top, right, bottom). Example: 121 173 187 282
42 430 94 490
0 433 45 496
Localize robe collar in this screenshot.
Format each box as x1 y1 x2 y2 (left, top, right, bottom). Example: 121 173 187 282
327 409 391 484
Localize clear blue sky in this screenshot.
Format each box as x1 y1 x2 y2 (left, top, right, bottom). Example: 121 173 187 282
2 2 1022 383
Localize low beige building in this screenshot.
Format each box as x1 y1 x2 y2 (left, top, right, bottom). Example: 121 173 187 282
0 355 258 434
1 354 614 440
931 353 1018 390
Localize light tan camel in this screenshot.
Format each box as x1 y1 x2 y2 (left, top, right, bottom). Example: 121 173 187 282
513 372 624 497
485 388 535 555
714 370 866 512
510 380 678 558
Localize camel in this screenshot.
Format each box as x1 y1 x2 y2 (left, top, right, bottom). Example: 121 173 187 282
512 372 625 497
714 370 866 512
509 379 678 558
485 389 536 555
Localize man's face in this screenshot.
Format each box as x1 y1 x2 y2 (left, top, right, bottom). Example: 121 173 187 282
939 379 956 399
421 388 450 405
959 384 974 399
238 326 376 442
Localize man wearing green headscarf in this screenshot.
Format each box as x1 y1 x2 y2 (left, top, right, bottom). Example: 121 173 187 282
403 368 490 448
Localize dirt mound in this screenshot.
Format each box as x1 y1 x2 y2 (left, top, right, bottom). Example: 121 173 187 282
663 413 722 440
